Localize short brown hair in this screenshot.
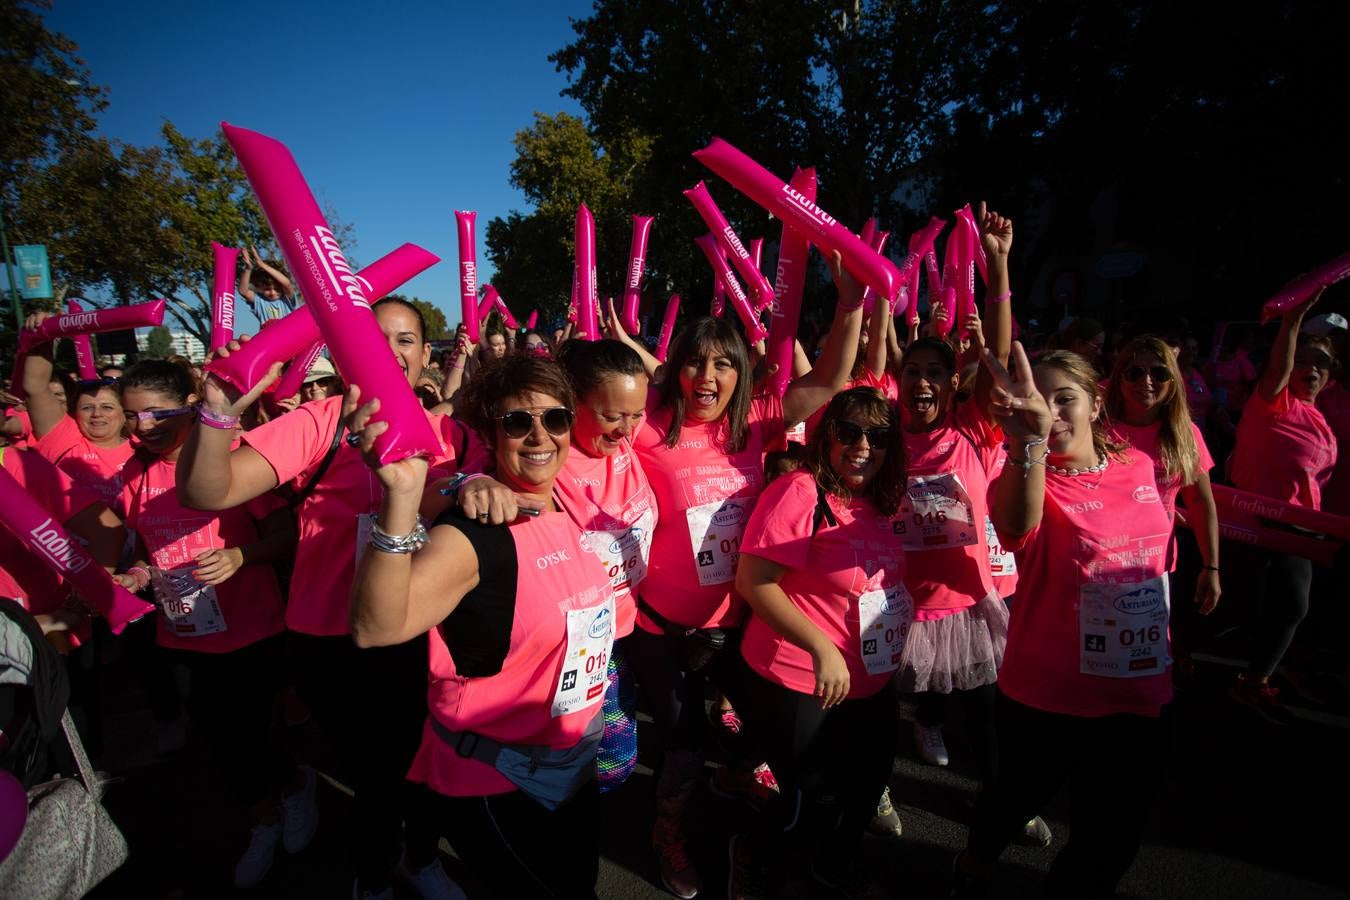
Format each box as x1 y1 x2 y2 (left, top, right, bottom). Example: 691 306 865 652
805 387 906 515
460 355 575 439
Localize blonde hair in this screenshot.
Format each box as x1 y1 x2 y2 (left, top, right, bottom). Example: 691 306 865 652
1104 335 1200 485
1034 350 1129 463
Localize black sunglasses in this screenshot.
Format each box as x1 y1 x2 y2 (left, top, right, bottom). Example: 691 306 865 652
1294 351 1334 370
77 376 119 389
500 407 574 439
1122 365 1173 384
832 420 893 449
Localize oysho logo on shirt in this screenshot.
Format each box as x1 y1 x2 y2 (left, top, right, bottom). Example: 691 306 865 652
536 549 574 569
1060 500 1105 515
1132 485 1160 504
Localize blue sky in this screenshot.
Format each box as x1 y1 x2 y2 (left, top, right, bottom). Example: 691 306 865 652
42 0 594 330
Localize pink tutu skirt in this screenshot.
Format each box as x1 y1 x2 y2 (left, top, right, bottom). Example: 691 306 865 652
894 591 1009 694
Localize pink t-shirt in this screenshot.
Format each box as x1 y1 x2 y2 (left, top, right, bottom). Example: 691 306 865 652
1231 388 1337 510
1109 419 1214 571
633 391 785 630
985 445 1018 599
0 447 101 615
408 510 616 798
998 452 1174 718
34 415 133 514
1316 381 1350 516
554 436 657 639
121 454 286 653
3 409 32 449
740 469 907 699
900 402 1000 619
243 395 487 636
1180 368 1212 422
1212 354 1257 412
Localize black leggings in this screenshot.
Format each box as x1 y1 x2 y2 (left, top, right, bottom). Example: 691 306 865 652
968 690 1168 899
431 782 599 900
289 631 439 888
1231 546 1314 679
736 668 898 867
913 684 998 784
626 624 747 753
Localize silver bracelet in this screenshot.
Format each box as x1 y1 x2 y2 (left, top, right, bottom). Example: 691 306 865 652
369 520 429 554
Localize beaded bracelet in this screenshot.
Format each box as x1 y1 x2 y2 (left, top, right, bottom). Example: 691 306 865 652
198 407 240 430
126 566 152 591
1003 434 1049 477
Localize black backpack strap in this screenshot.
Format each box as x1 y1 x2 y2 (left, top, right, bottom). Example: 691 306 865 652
290 418 347 509
811 484 838 537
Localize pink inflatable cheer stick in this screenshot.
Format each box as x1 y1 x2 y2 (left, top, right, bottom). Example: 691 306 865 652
860 229 892 315
526 309 539 331
20 299 166 352
684 181 776 314
655 294 681 363
711 240 728 317
210 242 240 352
694 138 901 303
953 204 988 286
924 251 942 315
455 211 481 342
574 204 599 341
622 215 653 333
492 287 519 329
66 300 98 381
0 468 154 633
1213 485 1350 542
223 122 440 464
1217 508 1341 568
900 218 946 292
766 168 815 398
205 243 439 393
935 286 957 339
694 233 768 343
477 284 498 325
952 223 977 340
748 237 771 313
271 339 326 400
1261 250 1350 323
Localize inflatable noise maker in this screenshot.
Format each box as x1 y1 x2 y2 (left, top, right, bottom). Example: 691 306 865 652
66 299 98 381
655 294 681 363
694 233 768 343
271 339 327 401
622 215 654 334
1211 484 1350 541
902 218 947 326
764 166 816 399
526 309 539 331
477 285 497 326
204 242 440 394
684 181 776 316
11 299 167 399
482 285 519 330
221 122 441 465
0 468 154 633
455 210 481 343
1262 249 1350 323
210 241 240 352
574 204 600 341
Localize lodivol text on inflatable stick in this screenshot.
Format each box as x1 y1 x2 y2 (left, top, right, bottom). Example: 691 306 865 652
66 300 98 381
271 339 327 401
684 181 776 313
210 242 240 352
765 167 815 398
694 233 768 343
574 204 600 340
655 294 681 363
456 211 481 342
621 215 653 334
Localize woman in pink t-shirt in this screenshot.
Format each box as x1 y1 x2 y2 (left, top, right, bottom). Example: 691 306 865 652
348 355 614 899
1105 335 1222 675
21 315 133 512
625 253 865 898
112 358 309 888
177 298 478 898
953 346 1175 898
729 387 909 893
1227 292 1338 723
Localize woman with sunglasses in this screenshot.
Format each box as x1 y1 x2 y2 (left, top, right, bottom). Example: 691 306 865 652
1105 337 1221 663
177 297 483 899
621 253 864 898
20 311 132 512
112 358 309 888
952 344 1176 899
727 387 909 895
1227 291 1338 723
890 208 1019 812
348 354 614 899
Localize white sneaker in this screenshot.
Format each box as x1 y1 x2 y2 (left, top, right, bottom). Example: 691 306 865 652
281 765 319 853
914 723 950 767
233 819 282 889
396 854 468 900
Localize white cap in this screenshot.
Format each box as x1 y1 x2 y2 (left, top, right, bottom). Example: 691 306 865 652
302 356 337 383
1302 312 1348 336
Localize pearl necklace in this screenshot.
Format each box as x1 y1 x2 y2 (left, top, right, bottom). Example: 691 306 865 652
1045 454 1109 477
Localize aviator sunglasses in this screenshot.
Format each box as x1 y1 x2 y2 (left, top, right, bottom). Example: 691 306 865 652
832 420 894 449
500 407 575 439
1122 365 1173 384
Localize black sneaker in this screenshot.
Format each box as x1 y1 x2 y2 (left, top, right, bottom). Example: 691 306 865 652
727 834 772 900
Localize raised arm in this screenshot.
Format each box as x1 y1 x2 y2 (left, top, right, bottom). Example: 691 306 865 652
985 342 1051 540
19 314 66 440
782 251 864 427
863 296 890 380
971 203 1013 422
604 297 663 380
251 245 294 300
1257 288 1321 402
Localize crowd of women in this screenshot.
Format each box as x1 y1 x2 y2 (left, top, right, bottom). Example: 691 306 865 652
0 201 1344 900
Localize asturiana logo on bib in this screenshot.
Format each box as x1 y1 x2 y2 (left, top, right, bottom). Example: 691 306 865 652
588 606 613 639
29 518 89 575
881 590 909 616
712 503 745 527
908 481 949 500
1132 485 1160 504
1112 586 1162 615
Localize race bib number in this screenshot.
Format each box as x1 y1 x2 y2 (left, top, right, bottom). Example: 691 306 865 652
150 565 226 637
581 508 655 597
858 584 912 676
1079 576 1170 679
985 517 1016 577
685 497 755 587
895 472 978 551
553 598 616 717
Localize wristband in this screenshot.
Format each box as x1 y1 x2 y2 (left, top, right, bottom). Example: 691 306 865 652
126 566 152 591
440 471 488 498
1201 565 1219 572
988 290 1011 303
198 407 240 430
